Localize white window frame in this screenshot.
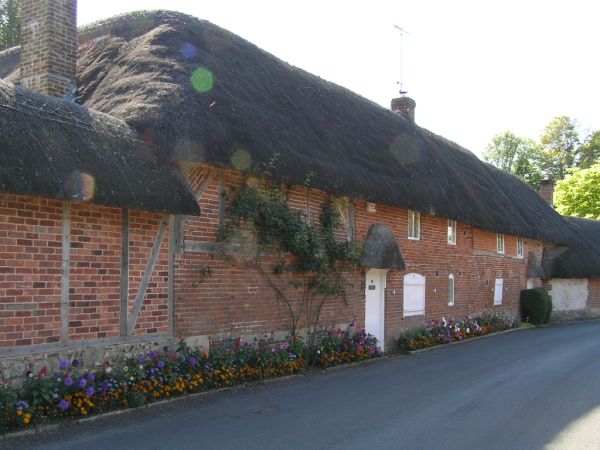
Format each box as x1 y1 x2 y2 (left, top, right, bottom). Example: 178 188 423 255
408 210 420 240
448 273 455 306
496 234 505 254
447 220 457 245
517 237 524 258
494 278 503 305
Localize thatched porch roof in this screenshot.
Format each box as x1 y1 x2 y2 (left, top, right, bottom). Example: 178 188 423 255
360 224 405 270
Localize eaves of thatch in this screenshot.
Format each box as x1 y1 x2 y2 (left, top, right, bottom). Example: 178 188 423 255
0 80 199 215
542 217 600 279
0 11 571 241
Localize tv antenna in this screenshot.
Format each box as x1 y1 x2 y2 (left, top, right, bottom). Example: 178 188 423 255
393 25 411 96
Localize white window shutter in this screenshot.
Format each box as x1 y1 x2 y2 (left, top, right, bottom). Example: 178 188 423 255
494 278 503 305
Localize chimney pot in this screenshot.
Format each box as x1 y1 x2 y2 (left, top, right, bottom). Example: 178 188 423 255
391 96 416 122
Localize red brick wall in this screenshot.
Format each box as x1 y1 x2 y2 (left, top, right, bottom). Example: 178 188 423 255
0 193 171 348
0 163 548 351
174 167 360 339
174 163 540 349
128 211 170 335
69 204 121 340
588 279 600 310
0 194 62 347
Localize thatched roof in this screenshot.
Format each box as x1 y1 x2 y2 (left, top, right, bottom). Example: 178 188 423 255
0 80 199 214
0 11 571 241
542 217 600 279
360 224 405 270
526 252 546 279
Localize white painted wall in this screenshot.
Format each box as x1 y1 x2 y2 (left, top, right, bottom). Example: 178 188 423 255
548 279 589 311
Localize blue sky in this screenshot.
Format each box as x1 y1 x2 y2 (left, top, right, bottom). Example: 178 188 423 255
78 0 600 158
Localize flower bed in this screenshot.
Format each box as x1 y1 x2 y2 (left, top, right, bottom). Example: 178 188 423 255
397 313 518 352
315 328 382 368
0 331 381 433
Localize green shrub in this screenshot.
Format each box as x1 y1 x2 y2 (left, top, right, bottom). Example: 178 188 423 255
544 293 553 324
520 288 548 325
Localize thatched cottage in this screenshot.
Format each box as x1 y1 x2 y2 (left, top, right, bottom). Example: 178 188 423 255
0 2 597 373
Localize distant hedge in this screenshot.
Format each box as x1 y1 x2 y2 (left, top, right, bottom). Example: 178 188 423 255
520 288 552 325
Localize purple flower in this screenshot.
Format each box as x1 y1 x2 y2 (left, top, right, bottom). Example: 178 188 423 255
58 399 70 411
149 351 157 359
64 377 73 387
59 358 69 369
86 386 95 397
72 359 80 367
189 356 197 367
87 371 95 381
139 354 146 363
157 360 165 369
78 378 87 388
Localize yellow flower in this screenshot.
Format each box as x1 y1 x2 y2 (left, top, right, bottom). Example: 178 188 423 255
16 410 23 416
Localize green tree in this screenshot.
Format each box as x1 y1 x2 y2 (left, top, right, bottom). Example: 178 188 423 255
554 163 600 219
0 0 20 51
578 130 600 169
483 131 543 189
539 116 580 180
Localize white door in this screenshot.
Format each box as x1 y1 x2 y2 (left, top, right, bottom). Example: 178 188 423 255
365 269 387 351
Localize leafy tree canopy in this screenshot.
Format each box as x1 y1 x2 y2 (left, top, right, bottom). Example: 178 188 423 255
555 163 600 219
485 116 600 196
539 116 581 181
578 130 600 170
0 0 20 51
483 131 543 190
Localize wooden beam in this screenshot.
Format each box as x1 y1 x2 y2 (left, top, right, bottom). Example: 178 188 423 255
195 170 215 201
218 173 225 228
60 201 71 343
120 208 129 336
168 215 176 335
127 214 169 335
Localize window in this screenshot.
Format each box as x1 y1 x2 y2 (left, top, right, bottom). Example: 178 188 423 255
496 234 505 254
517 237 524 258
403 273 425 316
448 274 455 306
447 220 457 245
494 278 503 305
408 210 420 240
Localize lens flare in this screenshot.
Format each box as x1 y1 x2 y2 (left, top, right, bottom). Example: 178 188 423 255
64 170 96 202
231 149 252 171
180 42 197 60
190 68 214 93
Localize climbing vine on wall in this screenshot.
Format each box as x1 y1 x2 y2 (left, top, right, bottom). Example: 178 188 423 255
218 182 360 342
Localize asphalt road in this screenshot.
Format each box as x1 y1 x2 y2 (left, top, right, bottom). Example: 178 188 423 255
5 321 600 450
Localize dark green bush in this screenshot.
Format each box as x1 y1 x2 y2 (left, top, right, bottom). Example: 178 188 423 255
544 293 553 324
520 288 548 325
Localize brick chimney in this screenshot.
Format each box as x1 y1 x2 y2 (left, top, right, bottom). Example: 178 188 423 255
19 0 77 99
538 179 554 206
391 96 416 122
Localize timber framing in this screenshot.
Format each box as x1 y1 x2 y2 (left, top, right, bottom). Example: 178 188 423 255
127 214 170 335
60 201 71 343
